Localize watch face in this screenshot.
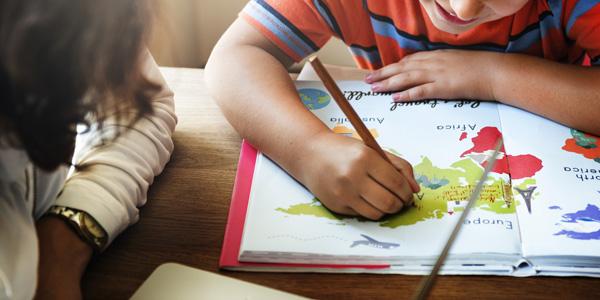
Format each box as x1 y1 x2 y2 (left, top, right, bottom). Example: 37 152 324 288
81 213 107 238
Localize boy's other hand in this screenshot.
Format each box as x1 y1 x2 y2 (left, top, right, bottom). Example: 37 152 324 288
298 132 420 220
365 49 501 102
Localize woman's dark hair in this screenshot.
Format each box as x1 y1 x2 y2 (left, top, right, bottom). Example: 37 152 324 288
0 0 157 170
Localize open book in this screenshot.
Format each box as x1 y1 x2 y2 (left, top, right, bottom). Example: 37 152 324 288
220 81 600 277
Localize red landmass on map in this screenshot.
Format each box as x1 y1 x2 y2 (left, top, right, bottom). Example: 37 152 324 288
461 127 543 179
459 132 467 141
506 154 544 179
562 138 600 160
461 127 505 155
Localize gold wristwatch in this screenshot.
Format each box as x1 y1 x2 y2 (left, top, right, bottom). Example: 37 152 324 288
46 205 108 251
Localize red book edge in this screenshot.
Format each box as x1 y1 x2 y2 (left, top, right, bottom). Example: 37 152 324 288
219 140 389 270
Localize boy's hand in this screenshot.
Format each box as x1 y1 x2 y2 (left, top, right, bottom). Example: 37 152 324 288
365 50 500 102
298 132 420 220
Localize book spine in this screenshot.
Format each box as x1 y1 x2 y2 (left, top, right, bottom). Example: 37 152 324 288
219 140 258 268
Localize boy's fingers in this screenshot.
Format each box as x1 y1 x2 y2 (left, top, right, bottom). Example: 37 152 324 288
392 83 438 102
387 154 421 193
330 198 386 221
359 179 404 214
367 156 415 204
366 58 424 83
335 205 359 217
375 71 431 92
349 196 386 220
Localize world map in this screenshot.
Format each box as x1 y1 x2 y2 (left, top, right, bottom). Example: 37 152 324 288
276 126 545 228
299 88 331 110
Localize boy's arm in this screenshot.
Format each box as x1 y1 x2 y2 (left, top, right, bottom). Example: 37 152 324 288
206 19 323 178
206 19 419 220
366 50 600 136
492 53 600 136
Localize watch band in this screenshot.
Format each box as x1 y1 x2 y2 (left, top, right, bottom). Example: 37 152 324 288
46 205 108 251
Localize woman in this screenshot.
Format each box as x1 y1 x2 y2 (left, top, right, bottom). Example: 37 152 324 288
0 0 176 299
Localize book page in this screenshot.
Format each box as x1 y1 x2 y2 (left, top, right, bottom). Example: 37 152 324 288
240 82 521 265
498 105 600 259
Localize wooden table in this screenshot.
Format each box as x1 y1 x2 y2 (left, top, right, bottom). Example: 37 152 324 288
81 67 600 300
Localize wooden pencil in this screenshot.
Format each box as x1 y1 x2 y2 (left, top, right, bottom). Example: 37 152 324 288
308 56 391 163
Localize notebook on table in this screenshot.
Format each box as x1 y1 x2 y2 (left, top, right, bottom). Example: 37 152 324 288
130 263 308 300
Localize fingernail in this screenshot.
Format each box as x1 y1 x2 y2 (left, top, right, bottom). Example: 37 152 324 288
365 74 374 83
371 83 382 92
393 92 405 101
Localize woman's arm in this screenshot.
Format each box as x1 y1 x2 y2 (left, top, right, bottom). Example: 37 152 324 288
50 51 177 242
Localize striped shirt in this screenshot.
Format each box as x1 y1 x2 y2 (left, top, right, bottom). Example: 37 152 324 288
241 0 600 70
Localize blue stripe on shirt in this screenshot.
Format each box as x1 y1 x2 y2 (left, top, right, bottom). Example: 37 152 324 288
567 0 600 34
506 3 562 52
506 26 541 52
369 14 505 52
349 44 382 65
246 0 317 59
545 0 564 34
313 0 345 40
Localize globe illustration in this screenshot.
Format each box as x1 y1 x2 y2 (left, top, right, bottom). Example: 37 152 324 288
298 88 331 110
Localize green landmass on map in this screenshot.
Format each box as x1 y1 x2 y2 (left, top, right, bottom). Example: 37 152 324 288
276 198 343 221
317 95 329 104
572 129 597 149
514 178 536 190
276 156 517 228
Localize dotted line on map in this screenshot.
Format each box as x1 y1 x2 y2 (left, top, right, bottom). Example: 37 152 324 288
267 235 350 242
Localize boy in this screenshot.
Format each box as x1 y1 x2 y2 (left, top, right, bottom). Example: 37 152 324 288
205 0 600 220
